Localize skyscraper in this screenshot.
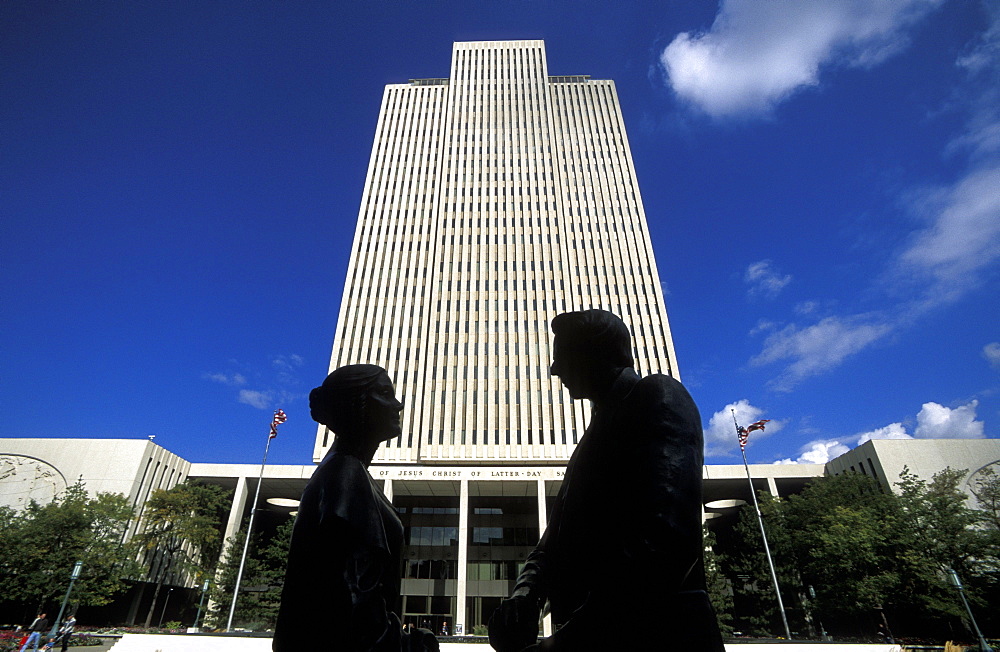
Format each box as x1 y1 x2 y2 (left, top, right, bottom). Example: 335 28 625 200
315 40 680 634
317 40 677 465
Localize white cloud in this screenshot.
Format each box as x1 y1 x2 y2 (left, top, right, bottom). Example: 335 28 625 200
855 422 912 445
794 301 819 316
749 319 778 336
272 354 305 371
744 260 792 298
774 438 850 465
660 0 943 118
896 167 1000 302
749 171 997 388
852 400 983 445
751 315 893 391
238 389 273 410
952 11 1000 160
984 342 1000 370
704 399 781 456
914 400 985 438
893 10 1000 307
774 398 985 464
202 372 247 386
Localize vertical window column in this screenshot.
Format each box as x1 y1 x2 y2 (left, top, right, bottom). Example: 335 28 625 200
456 479 470 634
536 479 552 636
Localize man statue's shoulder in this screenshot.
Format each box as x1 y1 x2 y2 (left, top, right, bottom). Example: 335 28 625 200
631 373 701 429
634 373 692 402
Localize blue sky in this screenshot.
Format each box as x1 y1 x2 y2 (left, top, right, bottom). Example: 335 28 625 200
3 1 998 467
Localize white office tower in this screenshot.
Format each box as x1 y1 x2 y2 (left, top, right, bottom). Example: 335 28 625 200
315 41 679 633
317 40 678 465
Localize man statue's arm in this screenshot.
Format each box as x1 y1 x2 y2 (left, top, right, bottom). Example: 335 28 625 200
511 525 549 603
488 517 554 652
344 545 439 652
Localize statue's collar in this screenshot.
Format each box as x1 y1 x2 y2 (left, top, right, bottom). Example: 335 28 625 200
593 367 639 413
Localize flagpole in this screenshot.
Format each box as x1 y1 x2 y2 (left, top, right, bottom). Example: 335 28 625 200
732 410 792 640
226 410 284 632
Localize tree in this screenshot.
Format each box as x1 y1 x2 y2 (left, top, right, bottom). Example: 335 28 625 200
969 466 1000 554
895 467 993 635
783 472 901 630
720 468 1000 640
207 515 294 631
703 524 735 637
133 480 230 628
726 490 803 637
968 465 1000 633
0 481 141 611
723 473 903 638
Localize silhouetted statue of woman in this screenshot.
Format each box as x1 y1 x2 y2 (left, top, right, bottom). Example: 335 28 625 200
273 365 437 652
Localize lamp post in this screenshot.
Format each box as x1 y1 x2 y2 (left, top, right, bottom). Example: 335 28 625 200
947 569 993 652
193 579 210 630
158 588 174 628
808 585 828 641
50 561 82 636
874 604 895 645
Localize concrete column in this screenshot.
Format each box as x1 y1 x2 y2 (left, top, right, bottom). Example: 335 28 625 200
207 475 249 617
223 475 249 545
767 477 779 498
536 479 552 636
456 479 469 635
383 478 393 503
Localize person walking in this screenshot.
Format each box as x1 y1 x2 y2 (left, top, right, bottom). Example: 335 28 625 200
42 613 76 652
19 613 48 652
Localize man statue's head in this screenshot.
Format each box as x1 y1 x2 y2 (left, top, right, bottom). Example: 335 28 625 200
550 309 634 400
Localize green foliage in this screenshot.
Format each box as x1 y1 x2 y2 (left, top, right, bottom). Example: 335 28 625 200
703 524 735 636
897 467 983 572
968 465 1000 632
135 480 231 574
0 480 141 610
782 472 899 622
969 466 1000 559
472 624 489 636
720 467 1000 640
728 490 800 637
133 479 230 627
206 515 294 631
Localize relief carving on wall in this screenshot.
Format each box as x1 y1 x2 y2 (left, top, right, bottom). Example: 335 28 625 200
0 455 68 510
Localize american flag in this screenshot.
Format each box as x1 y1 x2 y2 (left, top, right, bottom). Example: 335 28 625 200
738 419 771 451
269 409 287 438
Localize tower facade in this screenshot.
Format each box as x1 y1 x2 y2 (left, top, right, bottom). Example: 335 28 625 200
317 40 678 465
314 40 679 634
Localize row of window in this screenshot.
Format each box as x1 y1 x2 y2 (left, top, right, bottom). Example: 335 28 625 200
467 560 525 581
408 74 594 87
407 526 459 547
405 559 456 579
402 559 531 583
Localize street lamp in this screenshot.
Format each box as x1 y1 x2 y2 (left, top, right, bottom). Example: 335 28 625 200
807 585 829 641
947 569 993 652
50 561 82 637
158 588 174 629
193 579 210 630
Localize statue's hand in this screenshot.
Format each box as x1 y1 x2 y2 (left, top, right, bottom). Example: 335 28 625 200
402 627 439 652
488 594 539 652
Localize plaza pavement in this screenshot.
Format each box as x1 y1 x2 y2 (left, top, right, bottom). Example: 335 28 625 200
103 633 905 651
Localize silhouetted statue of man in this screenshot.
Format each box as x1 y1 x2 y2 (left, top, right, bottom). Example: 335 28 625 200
273 365 437 652
489 310 725 652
